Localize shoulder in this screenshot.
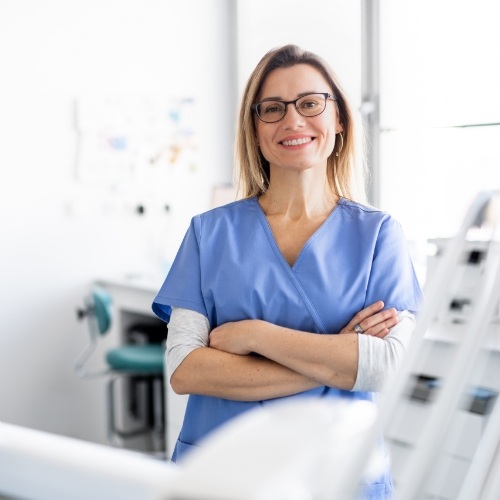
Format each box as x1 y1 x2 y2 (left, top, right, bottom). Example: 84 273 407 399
337 198 394 227
191 197 259 235
203 197 256 216
335 198 406 246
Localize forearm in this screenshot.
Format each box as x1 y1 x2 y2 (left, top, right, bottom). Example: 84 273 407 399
167 307 320 401
247 323 359 390
247 312 415 392
210 302 400 391
170 347 321 401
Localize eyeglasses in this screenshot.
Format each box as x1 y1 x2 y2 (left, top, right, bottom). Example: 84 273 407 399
252 92 335 123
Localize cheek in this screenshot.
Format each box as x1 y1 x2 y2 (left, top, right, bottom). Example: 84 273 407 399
256 129 274 158
255 124 268 146
258 143 273 163
321 121 337 154
326 132 336 155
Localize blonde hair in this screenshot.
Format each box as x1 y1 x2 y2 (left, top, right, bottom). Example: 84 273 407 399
234 44 365 202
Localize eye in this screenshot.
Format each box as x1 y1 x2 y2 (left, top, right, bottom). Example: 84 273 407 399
261 102 285 115
299 97 321 110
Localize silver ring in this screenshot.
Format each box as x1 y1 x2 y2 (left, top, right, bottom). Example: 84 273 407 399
353 324 365 334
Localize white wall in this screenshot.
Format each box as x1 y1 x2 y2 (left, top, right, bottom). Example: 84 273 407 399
378 0 500 242
236 0 361 110
0 0 234 443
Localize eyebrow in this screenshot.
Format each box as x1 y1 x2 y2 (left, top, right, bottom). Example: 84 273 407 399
259 91 321 102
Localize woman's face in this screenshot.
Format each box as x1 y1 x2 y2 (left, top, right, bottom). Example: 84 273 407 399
254 64 343 175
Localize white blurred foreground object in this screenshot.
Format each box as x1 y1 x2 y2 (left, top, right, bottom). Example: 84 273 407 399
165 398 382 500
0 422 176 500
0 399 380 500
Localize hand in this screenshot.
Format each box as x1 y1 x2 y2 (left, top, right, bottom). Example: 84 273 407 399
340 301 398 338
209 319 262 355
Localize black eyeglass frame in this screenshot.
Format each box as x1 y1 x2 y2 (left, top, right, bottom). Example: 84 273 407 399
251 92 336 123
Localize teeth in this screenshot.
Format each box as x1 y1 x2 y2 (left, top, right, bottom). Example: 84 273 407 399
282 137 312 146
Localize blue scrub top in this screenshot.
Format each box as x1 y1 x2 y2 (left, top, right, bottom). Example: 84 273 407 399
153 197 422 497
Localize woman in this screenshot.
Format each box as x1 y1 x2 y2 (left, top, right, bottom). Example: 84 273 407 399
152 45 422 498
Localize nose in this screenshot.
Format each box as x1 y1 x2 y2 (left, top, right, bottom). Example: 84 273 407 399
281 103 306 127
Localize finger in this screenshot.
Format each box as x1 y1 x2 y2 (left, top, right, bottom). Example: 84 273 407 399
363 314 398 337
363 315 399 337
366 328 390 339
372 326 392 338
347 301 385 330
351 306 396 334
361 308 398 332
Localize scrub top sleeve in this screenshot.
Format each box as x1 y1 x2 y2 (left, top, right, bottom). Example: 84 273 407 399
152 216 208 323
365 217 423 313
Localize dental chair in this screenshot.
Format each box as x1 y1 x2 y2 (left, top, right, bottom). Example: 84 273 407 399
75 286 167 456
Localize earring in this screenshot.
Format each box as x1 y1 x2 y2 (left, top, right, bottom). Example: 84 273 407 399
335 132 344 157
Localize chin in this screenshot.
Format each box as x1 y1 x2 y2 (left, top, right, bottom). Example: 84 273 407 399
275 160 325 172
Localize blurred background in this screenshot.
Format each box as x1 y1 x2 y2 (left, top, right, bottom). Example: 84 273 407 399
0 0 499 448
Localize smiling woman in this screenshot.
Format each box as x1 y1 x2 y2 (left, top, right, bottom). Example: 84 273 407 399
152 45 423 499
250 65 340 187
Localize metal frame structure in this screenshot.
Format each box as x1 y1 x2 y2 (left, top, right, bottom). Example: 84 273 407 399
360 0 380 207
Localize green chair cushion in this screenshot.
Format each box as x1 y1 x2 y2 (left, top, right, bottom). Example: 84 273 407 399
92 287 113 335
106 344 164 373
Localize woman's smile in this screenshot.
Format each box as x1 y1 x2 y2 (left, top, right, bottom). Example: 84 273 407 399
280 135 314 148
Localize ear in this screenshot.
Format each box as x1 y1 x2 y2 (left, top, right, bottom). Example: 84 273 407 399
335 117 344 134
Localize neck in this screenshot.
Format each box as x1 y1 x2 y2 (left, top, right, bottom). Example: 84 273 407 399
259 171 337 219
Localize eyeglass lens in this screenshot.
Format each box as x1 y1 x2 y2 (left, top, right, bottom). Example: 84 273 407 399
255 93 328 123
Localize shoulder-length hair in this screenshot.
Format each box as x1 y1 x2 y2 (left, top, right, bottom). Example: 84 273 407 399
235 44 366 202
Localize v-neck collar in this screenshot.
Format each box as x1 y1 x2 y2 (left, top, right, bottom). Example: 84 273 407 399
251 196 343 270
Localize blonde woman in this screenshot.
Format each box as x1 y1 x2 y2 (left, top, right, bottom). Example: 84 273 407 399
153 45 422 499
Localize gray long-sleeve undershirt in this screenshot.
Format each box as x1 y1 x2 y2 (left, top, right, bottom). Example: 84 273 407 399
166 307 416 393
